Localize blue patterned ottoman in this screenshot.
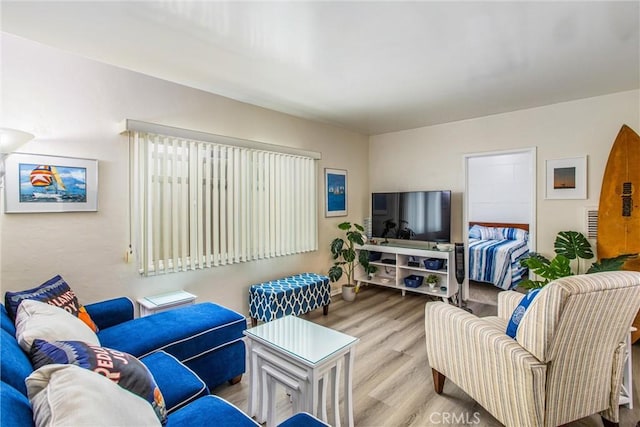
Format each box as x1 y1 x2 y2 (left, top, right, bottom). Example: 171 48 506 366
249 273 331 326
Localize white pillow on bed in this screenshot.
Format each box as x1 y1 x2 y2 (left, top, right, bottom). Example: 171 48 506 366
469 225 504 240
500 227 528 242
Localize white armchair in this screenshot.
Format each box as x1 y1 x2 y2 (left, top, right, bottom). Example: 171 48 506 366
425 271 640 427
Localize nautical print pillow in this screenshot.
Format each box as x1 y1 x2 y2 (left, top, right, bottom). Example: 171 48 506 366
4 275 98 332
30 339 167 424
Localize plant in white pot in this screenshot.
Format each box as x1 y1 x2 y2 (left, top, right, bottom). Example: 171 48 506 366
425 274 439 290
328 222 376 302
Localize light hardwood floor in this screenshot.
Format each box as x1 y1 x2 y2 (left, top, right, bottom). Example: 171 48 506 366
213 287 640 427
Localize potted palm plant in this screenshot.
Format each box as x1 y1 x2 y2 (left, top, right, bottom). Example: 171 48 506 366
328 222 377 301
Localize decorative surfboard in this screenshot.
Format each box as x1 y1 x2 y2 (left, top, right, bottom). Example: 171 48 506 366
597 124 640 342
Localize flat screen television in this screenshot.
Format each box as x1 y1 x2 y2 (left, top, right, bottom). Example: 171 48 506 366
371 190 451 243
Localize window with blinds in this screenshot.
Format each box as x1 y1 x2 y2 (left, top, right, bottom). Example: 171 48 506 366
129 131 318 275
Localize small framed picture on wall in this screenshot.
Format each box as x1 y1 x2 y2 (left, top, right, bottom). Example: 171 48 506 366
545 156 587 199
325 168 347 217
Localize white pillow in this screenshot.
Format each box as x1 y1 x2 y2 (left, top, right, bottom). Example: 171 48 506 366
15 299 100 352
478 226 504 240
27 364 161 427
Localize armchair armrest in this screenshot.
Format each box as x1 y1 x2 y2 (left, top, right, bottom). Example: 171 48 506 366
85 297 134 330
497 290 526 320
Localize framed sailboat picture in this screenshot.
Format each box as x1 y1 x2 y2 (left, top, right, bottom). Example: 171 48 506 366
325 168 347 217
4 154 98 213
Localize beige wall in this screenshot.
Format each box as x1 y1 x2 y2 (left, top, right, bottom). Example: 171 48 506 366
0 34 370 315
369 90 640 257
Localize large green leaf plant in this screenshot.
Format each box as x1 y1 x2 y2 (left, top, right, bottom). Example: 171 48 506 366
328 222 376 293
519 231 636 289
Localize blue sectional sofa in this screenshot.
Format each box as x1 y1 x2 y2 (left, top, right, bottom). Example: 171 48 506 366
1 296 330 426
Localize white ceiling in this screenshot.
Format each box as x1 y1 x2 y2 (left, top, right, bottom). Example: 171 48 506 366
2 1 639 135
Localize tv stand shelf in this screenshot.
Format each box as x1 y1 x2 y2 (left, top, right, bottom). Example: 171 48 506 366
356 244 457 301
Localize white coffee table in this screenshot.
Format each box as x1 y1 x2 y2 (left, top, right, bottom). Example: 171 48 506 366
244 315 358 427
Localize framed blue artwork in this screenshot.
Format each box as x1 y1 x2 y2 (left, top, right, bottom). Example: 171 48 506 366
325 168 347 217
4 153 98 213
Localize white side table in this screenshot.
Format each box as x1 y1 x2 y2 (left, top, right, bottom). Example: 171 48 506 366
244 316 358 427
137 290 196 317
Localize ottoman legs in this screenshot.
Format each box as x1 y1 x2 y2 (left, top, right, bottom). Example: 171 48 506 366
228 374 243 385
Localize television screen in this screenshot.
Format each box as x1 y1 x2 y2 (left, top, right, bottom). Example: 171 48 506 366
371 191 451 242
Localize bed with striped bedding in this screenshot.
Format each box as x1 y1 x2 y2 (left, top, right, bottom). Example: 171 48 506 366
468 223 530 290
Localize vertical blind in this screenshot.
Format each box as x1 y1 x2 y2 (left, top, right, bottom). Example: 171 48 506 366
130 131 318 275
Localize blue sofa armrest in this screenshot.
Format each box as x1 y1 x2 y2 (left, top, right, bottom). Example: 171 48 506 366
85 297 134 330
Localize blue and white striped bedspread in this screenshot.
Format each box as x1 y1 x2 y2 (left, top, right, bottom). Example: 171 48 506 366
469 238 529 290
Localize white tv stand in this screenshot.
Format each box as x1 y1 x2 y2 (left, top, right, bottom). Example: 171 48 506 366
356 244 458 302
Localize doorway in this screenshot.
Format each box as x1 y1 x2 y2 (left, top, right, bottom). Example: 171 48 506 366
462 147 536 301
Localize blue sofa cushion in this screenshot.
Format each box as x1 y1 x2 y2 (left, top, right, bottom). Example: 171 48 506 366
97 303 246 360
165 395 259 427
1 305 16 335
277 412 330 427
141 351 208 413
30 339 167 424
0 329 33 395
1 382 35 427
4 275 98 332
